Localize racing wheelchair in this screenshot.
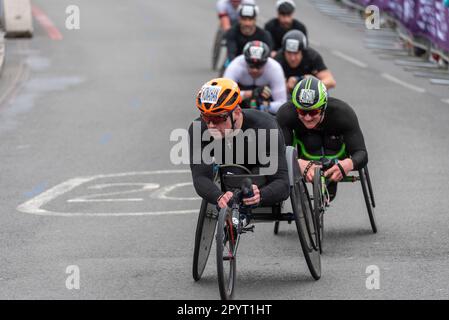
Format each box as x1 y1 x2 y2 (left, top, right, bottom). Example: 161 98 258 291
273 140 377 253
192 146 321 300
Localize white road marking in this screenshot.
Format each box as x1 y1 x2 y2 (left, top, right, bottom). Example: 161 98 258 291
331 50 368 68
16 170 200 217
441 99 449 105
67 183 160 203
381 73 426 93
150 182 201 201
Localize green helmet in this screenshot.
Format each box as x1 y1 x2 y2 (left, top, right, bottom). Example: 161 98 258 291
292 77 328 111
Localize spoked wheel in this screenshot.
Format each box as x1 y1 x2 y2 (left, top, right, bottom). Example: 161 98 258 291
313 167 324 253
216 207 237 300
273 221 280 235
212 28 224 71
192 200 218 281
291 177 321 280
359 168 378 233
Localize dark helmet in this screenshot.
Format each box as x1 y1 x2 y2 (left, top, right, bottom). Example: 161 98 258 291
276 0 296 15
292 77 328 111
238 4 259 18
282 29 307 53
243 41 270 68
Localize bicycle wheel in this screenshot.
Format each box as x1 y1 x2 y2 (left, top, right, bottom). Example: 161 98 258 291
216 207 237 300
212 28 224 71
359 169 378 233
313 167 324 253
192 199 218 281
291 178 321 280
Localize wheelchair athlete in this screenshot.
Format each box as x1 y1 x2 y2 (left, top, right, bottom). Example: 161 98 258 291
216 0 256 32
224 41 287 114
276 77 368 201
188 78 289 209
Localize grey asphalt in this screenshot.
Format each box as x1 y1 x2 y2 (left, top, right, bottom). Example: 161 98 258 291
0 0 448 299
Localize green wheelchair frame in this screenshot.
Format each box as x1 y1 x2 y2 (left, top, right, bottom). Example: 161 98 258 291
274 134 377 251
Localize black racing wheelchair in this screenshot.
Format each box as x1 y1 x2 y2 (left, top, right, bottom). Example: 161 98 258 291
192 146 321 300
274 140 377 253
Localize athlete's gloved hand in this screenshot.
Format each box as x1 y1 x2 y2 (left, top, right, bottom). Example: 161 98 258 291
324 159 354 182
217 191 234 209
242 185 260 206
287 76 304 92
252 86 272 102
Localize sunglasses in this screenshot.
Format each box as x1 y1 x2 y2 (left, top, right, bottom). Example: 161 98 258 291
248 63 266 70
296 108 322 117
201 113 230 125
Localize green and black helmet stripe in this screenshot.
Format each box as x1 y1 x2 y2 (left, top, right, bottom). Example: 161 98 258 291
292 77 328 110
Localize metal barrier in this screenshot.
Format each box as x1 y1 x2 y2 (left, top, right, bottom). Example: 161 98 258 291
334 0 449 86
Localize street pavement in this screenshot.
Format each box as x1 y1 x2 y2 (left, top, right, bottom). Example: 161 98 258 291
0 0 449 299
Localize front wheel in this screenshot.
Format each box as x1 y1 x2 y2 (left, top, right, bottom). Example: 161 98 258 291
216 207 237 300
313 167 324 253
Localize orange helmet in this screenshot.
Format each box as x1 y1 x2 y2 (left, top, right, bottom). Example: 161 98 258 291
196 78 241 115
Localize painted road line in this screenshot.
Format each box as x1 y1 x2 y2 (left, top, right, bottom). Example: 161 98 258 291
442 99 449 105
67 182 160 202
381 73 426 93
331 50 368 68
31 5 63 40
16 170 200 217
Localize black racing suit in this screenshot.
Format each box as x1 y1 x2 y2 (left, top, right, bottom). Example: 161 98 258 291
188 109 289 206
225 25 273 61
276 97 368 200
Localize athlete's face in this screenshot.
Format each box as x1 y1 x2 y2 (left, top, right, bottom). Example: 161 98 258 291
205 108 242 139
247 65 265 78
239 17 257 36
297 109 323 129
278 13 294 29
231 0 241 8
285 50 303 68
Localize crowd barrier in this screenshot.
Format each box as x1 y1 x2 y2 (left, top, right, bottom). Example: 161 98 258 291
342 0 449 63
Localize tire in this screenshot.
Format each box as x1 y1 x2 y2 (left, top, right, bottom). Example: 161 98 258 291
313 167 324 253
291 178 321 280
273 221 280 235
216 207 237 300
192 199 218 281
359 169 378 233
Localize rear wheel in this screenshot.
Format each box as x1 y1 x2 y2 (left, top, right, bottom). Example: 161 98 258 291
192 200 218 281
291 178 321 280
360 168 378 233
273 221 280 234
216 207 237 300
